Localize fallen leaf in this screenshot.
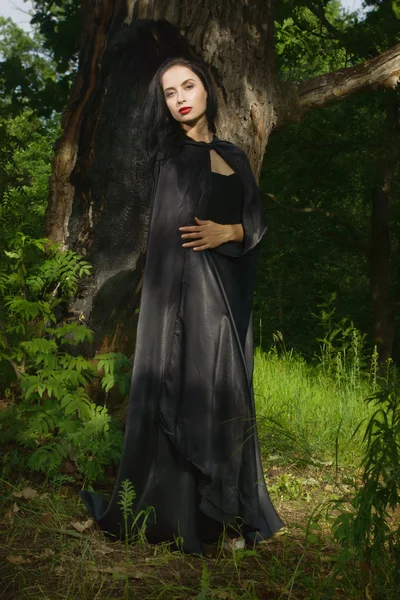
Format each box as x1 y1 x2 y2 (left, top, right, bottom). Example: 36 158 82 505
13 487 38 500
95 544 114 555
71 519 94 533
12 503 20 513
39 512 53 525
54 565 65 576
6 555 31 564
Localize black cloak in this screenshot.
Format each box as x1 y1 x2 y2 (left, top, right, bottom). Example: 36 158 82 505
79 135 284 554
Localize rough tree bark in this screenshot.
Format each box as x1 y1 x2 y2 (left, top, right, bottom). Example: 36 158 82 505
46 0 400 355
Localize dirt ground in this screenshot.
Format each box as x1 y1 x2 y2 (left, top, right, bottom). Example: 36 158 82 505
0 464 362 600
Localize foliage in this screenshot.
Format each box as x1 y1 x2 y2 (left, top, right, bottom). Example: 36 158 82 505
0 16 132 484
275 1 347 80
253 1 400 360
0 110 60 251
0 15 72 117
0 234 129 482
332 383 400 598
30 0 81 75
96 352 132 397
0 20 62 253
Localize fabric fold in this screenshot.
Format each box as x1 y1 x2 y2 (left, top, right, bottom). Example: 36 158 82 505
79 135 284 554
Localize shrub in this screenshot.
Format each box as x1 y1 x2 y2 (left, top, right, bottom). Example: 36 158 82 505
0 234 129 482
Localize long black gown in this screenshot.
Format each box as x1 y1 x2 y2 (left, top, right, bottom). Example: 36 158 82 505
79 136 284 554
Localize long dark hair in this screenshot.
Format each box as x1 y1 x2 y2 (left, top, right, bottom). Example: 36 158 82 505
141 56 219 168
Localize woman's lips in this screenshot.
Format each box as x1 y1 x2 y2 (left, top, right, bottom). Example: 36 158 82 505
179 107 192 115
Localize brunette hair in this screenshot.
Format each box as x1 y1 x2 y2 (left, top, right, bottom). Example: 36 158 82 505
141 56 218 167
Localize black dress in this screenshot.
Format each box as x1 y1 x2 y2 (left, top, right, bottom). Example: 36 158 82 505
206 172 248 349
207 171 243 224
79 136 284 555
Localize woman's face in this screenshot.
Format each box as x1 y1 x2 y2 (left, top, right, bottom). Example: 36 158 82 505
161 65 208 126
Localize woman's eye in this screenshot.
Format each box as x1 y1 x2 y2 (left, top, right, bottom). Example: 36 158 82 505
186 85 193 90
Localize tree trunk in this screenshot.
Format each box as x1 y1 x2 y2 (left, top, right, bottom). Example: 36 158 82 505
370 91 399 363
45 0 400 355
46 0 277 353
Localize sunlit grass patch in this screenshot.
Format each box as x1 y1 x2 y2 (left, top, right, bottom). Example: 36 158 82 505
253 345 376 466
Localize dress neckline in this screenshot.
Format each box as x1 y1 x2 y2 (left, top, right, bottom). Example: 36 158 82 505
211 171 236 177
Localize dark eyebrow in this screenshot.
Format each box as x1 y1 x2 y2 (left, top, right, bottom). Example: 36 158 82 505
163 78 195 93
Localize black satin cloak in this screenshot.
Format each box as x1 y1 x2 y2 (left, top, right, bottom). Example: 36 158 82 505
79 135 284 554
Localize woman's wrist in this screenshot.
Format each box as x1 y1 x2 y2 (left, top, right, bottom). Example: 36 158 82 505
226 224 244 243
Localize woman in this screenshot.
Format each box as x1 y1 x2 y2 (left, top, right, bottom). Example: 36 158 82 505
80 56 284 555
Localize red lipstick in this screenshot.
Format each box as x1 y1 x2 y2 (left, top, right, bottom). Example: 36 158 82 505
179 107 192 114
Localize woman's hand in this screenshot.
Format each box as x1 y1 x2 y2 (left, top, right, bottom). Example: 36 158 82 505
179 217 244 251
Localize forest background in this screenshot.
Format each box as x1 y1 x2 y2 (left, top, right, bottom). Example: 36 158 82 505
0 1 399 599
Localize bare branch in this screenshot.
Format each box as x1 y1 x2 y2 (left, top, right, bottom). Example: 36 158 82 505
274 43 400 129
298 42 400 116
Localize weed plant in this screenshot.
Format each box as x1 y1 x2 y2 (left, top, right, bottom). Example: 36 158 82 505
332 382 400 599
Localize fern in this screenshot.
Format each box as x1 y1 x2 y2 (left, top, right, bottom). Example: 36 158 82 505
23 409 59 440
47 323 93 345
118 479 137 521
28 440 69 474
196 562 212 600
0 234 124 482
67 405 123 481
96 352 132 395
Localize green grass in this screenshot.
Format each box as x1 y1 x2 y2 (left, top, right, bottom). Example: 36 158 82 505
253 345 376 466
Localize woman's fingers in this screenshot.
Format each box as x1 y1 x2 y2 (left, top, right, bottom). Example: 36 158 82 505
182 239 206 247
181 232 203 239
179 220 223 250
178 225 202 232
179 218 211 231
